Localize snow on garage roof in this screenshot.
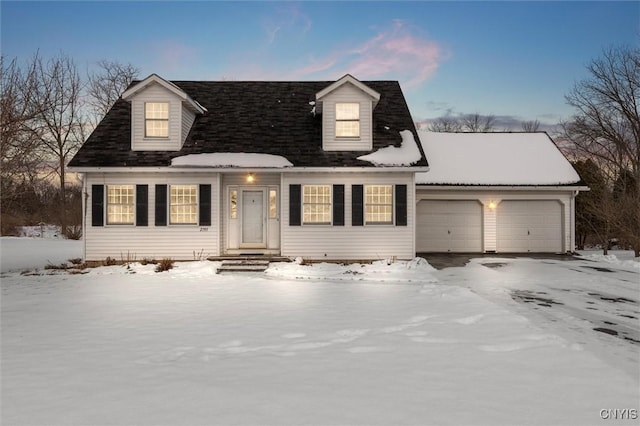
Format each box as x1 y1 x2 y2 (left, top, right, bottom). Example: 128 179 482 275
415 131 581 186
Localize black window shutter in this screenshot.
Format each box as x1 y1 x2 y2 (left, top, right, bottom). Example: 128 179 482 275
352 184 363 226
155 184 167 226
333 184 344 226
395 184 407 226
199 184 211 226
289 184 301 226
136 185 148 226
91 185 104 227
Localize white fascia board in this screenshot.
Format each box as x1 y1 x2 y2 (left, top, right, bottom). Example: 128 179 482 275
285 166 429 173
416 184 589 191
316 74 381 103
122 74 205 115
70 166 430 174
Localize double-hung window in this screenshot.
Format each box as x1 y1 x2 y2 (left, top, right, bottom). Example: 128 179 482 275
335 103 360 138
303 185 331 224
170 185 198 224
107 185 134 225
145 102 169 138
365 185 393 224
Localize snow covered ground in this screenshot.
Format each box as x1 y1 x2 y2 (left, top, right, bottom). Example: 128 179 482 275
1 238 638 425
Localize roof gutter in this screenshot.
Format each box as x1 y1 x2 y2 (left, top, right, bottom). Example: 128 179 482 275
416 184 589 191
69 166 430 174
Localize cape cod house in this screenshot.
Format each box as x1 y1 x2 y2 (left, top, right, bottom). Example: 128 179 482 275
68 74 585 261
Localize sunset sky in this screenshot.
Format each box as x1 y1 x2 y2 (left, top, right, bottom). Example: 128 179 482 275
2 1 638 128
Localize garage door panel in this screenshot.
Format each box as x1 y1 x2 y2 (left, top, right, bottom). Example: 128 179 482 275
417 200 482 252
497 200 562 253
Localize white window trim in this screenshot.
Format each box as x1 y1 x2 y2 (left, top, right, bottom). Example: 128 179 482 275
302 184 332 225
169 184 198 225
144 102 169 139
106 184 135 226
364 184 394 225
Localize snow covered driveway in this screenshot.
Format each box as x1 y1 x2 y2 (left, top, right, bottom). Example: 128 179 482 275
1 251 639 425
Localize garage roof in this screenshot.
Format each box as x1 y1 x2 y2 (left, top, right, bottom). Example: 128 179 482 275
416 131 582 186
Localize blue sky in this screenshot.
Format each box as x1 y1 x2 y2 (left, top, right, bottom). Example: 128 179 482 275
2 1 638 127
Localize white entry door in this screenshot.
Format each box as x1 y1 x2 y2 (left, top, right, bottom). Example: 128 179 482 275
241 190 266 247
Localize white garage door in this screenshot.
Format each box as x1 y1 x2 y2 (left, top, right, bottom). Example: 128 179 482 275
416 200 483 252
496 200 563 252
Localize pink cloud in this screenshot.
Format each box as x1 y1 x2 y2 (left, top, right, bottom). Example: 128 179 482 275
220 19 448 86
300 20 448 87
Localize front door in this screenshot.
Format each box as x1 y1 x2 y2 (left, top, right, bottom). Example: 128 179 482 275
241 189 266 248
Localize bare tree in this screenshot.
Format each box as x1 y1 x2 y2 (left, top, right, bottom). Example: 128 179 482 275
461 113 495 132
563 45 640 256
86 60 139 124
427 115 463 132
1 55 47 232
521 119 541 132
428 113 497 132
29 53 86 237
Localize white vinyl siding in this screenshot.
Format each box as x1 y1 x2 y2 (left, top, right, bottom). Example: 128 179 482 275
322 83 372 151
181 107 195 145
282 172 415 260
365 185 393 224
170 185 198 225
106 185 134 225
131 84 184 151
303 185 331 224
84 172 220 261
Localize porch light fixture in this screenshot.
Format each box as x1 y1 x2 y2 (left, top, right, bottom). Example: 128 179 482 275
488 201 497 210
246 173 255 183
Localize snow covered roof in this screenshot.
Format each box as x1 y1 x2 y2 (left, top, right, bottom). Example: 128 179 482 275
357 130 422 166
416 131 581 186
171 153 293 168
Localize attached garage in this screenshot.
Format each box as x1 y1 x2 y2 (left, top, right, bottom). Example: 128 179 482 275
496 200 563 252
415 132 588 254
416 200 483 252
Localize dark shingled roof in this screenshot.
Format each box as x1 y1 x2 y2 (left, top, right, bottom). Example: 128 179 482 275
69 80 428 168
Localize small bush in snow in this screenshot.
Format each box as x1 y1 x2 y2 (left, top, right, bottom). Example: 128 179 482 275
103 257 117 267
69 258 83 265
155 258 174 273
45 262 70 270
65 225 82 240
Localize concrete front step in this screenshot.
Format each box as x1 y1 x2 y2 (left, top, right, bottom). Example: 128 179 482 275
216 259 271 274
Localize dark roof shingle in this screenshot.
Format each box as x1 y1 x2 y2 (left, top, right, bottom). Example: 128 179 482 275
69 80 427 168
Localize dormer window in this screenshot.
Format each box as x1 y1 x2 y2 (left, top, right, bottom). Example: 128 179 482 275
335 103 360 138
145 102 169 138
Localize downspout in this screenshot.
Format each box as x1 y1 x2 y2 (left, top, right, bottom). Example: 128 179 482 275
80 173 87 260
570 190 579 253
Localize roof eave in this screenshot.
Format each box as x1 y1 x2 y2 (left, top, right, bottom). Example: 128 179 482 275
69 166 430 173
416 184 589 191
